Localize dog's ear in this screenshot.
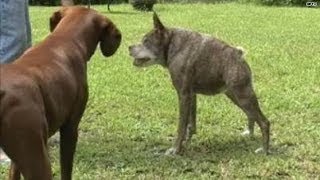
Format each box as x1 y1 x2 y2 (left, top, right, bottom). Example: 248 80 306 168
99 20 122 57
49 8 67 32
153 12 165 31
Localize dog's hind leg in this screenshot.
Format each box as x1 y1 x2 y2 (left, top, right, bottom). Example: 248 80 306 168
60 121 79 180
228 85 270 154
225 91 255 136
3 108 52 180
7 143 51 180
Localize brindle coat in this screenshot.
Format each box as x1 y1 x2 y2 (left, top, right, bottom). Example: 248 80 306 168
129 13 270 155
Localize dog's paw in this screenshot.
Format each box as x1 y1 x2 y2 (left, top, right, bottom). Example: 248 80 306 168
254 147 264 154
165 147 180 156
255 147 271 155
241 129 253 137
184 129 193 145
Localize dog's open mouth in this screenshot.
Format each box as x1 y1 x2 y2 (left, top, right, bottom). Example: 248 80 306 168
133 58 150 66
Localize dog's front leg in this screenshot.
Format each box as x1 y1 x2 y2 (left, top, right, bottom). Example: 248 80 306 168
60 122 79 180
166 89 192 155
185 94 197 143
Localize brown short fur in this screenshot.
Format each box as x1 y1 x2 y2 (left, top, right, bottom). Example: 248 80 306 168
0 7 121 180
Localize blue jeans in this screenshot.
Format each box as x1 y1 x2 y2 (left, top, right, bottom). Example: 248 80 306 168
0 0 31 63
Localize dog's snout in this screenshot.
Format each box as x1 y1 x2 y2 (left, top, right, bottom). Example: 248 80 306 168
129 45 133 51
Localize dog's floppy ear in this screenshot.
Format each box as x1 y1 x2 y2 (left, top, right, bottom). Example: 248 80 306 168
153 12 165 31
49 8 67 32
99 20 122 57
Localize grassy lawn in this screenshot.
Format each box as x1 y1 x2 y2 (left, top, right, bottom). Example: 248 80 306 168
1 2 320 179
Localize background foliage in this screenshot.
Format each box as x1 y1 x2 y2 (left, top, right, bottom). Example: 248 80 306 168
28 0 318 6
239 0 314 6
29 0 128 6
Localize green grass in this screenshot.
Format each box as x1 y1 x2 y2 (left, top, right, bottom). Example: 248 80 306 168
1 3 320 179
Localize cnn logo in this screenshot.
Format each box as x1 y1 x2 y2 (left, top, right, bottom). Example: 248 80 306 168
306 2 318 6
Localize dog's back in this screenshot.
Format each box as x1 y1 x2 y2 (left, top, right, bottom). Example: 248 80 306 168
0 32 86 137
166 28 251 95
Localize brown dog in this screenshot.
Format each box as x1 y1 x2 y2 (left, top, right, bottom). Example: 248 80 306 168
0 6 121 180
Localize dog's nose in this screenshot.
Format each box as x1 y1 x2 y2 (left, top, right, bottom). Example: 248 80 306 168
128 45 133 51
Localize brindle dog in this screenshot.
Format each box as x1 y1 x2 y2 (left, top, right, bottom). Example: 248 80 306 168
129 13 270 155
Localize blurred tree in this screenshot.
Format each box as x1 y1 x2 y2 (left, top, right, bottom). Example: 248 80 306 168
130 0 156 11
61 0 74 5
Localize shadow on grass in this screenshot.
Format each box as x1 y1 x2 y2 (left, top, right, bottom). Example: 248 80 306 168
43 131 294 179
70 134 290 176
